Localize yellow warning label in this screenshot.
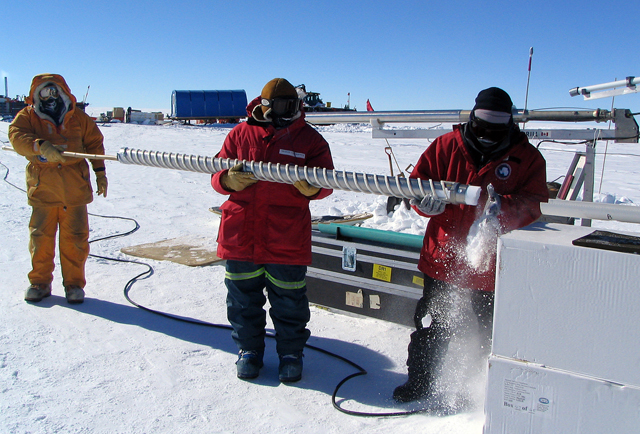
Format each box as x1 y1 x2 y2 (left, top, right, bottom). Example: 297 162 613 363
372 264 392 282
412 275 424 287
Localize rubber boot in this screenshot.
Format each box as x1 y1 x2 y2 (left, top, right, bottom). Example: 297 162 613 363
393 329 433 402
236 350 264 379
393 325 449 403
278 352 303 383
25 283 52 302
65 285 85 304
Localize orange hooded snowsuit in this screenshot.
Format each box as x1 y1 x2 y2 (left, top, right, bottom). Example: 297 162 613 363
9 73 106 289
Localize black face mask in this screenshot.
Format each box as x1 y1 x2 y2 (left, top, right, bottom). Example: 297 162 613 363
272 116 294 129
41 96 65 123
42 96 59 112
469 111 512 149
463 122 517 168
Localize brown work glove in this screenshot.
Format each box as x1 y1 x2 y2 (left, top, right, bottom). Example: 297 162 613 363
293 180 320 197
221 163 258 192
95 171 108 197
39 140 66 163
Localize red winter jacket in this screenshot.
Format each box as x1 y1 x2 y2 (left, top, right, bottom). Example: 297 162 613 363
410 124 548 292
211 97 334 265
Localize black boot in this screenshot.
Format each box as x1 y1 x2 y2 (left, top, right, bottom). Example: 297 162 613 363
393 325 449 403
393 370 433 403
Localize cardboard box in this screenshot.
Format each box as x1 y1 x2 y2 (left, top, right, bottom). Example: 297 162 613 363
492 222 640 388
484 355 640 434
112 107 124 118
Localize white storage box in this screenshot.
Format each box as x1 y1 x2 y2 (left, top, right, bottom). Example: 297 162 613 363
492 222 640 387
130 111 163 123
483 355 640 434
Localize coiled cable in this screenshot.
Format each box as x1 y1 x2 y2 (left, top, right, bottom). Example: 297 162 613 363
1 156 441 418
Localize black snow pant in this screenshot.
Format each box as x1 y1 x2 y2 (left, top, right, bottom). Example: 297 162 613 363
404 275 495 384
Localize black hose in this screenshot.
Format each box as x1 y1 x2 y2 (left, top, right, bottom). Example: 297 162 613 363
91 214 439 417
1 157 431 418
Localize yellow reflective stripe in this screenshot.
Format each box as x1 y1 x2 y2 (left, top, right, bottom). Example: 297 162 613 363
225 267 265 281
265 271 306 290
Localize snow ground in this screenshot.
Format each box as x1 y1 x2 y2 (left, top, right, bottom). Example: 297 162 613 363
1 113 639 433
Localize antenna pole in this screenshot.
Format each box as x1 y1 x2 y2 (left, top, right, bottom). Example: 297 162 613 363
524 47 533 115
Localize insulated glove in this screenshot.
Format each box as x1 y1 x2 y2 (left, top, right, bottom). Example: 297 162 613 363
484 183 501 217
96 171 108 197
410 195 446 216
221 163 258 192
39 140 66 163
293 180 320 197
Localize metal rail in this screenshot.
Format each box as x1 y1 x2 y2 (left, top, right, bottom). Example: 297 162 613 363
570 76 639 100
306 108 639 144
541 199 640 224
305 108 615 126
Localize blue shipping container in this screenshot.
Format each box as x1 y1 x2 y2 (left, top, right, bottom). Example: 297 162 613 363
171 90 248 120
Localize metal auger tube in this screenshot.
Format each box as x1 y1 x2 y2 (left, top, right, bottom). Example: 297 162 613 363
116 147 481 205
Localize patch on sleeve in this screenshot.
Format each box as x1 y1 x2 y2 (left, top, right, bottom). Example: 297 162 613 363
279 149 306 159
495 163 512 180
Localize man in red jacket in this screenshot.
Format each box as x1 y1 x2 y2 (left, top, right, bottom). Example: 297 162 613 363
211 78 334 382
393 87 548 405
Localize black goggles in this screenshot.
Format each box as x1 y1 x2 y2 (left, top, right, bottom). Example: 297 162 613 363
261 97 299 117
39 85 59 101
470 112 511 142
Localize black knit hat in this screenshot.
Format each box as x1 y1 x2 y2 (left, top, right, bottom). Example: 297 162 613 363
473 87 513 114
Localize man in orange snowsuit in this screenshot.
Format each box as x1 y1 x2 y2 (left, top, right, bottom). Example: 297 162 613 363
9 73 108 304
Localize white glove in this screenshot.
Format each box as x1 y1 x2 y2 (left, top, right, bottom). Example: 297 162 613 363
410 195 446 216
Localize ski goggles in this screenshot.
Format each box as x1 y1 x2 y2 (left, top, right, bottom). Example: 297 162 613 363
261 97 299 118
39 85 59 101
470 111 511 143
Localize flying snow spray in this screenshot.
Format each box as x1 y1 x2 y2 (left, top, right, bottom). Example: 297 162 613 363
465 184 502 273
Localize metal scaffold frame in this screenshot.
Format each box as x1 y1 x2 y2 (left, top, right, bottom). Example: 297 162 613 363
3 105 640 224
306 106 639 226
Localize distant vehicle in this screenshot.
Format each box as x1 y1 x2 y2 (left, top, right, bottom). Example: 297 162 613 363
296 84 355 113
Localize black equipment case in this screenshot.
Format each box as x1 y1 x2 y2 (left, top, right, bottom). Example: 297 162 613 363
306 224 425 327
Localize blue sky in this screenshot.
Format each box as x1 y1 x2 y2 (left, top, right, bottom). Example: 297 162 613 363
2 0 639 116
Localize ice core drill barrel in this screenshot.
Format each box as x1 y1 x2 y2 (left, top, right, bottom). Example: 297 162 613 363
116 148 480 205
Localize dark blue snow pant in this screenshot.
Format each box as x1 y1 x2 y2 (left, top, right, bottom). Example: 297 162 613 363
225 260 311 356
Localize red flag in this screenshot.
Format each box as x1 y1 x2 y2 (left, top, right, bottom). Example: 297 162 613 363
366 99 374 112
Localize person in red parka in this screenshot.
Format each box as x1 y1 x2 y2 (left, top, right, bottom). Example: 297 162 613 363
211 78 334 382
393 87 548 405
